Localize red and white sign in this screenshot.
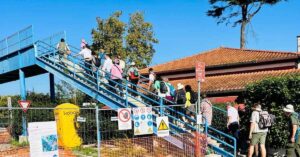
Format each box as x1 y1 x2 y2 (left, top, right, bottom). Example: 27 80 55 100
195 62 205 82
118 108 132 130
18 100 31 113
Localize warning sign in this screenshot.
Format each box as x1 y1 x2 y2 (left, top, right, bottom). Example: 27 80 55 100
18 100 31 113
133 107 153 135
156 116 169 137
118 108 132 130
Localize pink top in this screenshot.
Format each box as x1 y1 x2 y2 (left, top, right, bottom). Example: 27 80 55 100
110 64 123 80
201 99 213 125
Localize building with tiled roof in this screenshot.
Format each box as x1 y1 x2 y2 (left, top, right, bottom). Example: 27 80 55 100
140 47 300 103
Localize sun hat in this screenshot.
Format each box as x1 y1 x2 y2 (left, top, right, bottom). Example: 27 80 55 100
252 104 262 112
177 83 184 90
283 104 295 113
130 62 136 66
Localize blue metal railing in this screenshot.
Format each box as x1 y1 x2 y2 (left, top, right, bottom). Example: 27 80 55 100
0 26 33 58
35 40 236 156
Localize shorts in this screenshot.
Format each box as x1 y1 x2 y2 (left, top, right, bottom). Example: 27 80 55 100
250 132 267 145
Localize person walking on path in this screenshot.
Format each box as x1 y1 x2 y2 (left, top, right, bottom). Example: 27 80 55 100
102 53 113 79
148 68 156 91
200 95 213 126
56 38 70 63
227 103 240 152
110 58 123 96
127 62 139 96
248 104 268 157
283 104 300 157
76 45 93 76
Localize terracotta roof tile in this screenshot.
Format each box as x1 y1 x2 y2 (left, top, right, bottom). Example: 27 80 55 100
169 69 300 94
141 47 299 74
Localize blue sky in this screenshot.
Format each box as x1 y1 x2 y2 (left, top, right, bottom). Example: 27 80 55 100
0 0 299 96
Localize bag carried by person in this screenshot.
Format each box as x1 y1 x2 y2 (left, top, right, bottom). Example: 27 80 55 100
58 42 68 54
167 84 176 97
258 111 275 129
130 68 139 80
160 81 168 94
92 57 101 67
190 91 198 104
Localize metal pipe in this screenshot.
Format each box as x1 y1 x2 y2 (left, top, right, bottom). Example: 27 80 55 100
95 106 101 157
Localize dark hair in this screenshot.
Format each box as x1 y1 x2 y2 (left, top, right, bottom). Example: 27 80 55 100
149 68 153 72
60 38 65 42
185 85 193 93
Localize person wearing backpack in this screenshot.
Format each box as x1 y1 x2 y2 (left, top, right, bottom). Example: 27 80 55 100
184 85 195 124
127 62 139 97
248 104 268 157
283 104 300 157
56 38 70 64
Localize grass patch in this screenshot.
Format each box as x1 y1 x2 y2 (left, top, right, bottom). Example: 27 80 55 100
72 146 98 157
10 138 29 147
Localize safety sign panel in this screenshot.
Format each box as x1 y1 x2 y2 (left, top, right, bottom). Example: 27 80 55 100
118 108 132 130
132 107 153 135
157 116 169 137
28 121 59 157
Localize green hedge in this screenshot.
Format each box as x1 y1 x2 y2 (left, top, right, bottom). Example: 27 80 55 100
239 74 300 149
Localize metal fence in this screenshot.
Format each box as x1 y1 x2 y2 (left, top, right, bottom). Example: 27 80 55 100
0 26 33 58
0 106 208 157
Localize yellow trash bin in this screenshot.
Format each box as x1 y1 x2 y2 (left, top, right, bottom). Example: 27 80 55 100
54 103 82 148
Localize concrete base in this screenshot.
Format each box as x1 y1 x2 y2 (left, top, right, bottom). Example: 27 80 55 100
19 136 28 143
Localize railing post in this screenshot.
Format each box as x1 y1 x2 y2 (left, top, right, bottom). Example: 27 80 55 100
53 48 56 66
125 81 128 107
159 97 163 116
95 106 101 157
97 70 99 91
233 138 236 157
73 61 75 77
205 118 208 135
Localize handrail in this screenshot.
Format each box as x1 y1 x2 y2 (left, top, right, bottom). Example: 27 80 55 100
208 126 236 156
212 105 227 114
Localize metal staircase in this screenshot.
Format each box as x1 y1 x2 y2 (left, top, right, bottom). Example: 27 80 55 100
34 40 236 157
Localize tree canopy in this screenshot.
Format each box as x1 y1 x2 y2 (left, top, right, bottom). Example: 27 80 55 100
91 11 158 68
207 0 285 49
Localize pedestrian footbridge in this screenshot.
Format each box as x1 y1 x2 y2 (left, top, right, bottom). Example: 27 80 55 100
0 26 237 157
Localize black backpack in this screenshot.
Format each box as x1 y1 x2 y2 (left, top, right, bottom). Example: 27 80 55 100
258 111 275 129
190 91 198 104
160 82 168 94
92 56 101 67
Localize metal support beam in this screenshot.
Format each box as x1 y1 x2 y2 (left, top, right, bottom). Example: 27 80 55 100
49 73 55 102
19 68 27 136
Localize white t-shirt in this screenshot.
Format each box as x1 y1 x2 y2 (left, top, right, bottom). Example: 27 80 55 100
149 72 155 82
102 58 113 73
250 111 268 133
227 106 239 124
78 48 92 60
119 59 125 70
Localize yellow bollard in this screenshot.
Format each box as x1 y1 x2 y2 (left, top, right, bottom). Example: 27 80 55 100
54 103 82 148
